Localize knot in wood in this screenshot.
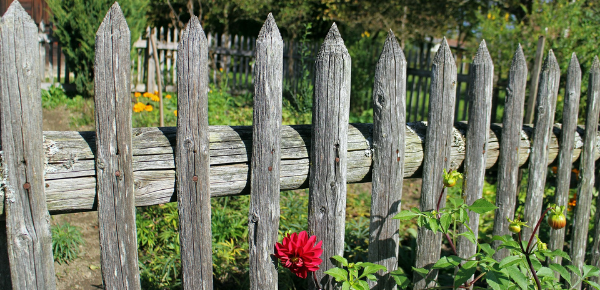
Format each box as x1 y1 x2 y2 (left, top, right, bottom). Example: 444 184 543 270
250 212 259 223
319 206 326 214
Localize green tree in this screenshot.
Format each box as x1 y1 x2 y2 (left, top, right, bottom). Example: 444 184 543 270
47 0 149 97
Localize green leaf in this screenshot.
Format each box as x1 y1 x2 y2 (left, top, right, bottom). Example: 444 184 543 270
479 243 495 257
585 280 600 290
331 255 349 267
366 274 377 281
455 260 478 287
360 264 387 279
427 217 439 232
583 265 600 279
449 197 464 208
548 249 571 262
566 265 581 277
499 255 522 269
440 214 452 233
537 267 553 278
358 280 369 290
548 263 570 284
349 268 359 280
390 270 410 288
324 267 348 282
342 281 350 290
486 266 511 290
393 210 420 220
412 267 429 278
467 198 498 214
506 265 528 290
433 256 462 269
458 230 477 245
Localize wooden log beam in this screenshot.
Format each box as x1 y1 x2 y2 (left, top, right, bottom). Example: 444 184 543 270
0 122 597 217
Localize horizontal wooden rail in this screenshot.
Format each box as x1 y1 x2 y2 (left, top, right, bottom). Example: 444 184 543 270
0 122 595 216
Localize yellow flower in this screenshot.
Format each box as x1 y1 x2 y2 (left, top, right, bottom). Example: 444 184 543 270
154 91 158 95
487 13 491 19
151 95 160 102
504 13 509 22
165 94 172 99
219 67 223 72
145 104 153 112
134 92 141 98
133 102 146 113
364 31 370 38
174 110 178 117
143 92 151 98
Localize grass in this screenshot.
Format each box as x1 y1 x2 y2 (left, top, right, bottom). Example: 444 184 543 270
51 222 85 265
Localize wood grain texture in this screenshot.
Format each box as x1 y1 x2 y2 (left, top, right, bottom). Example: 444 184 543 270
0 2 56 289
308 23 351 290
413 38 456 290
570 56 600 289
456 41 494 277
368 31 406 290
492 45 528 261
94 4 140 289
0 122 595 217
176 16 212 290
248 14 282 290
524 36 545 125
549 53 581 267
591 166 600 285
522 50 560 242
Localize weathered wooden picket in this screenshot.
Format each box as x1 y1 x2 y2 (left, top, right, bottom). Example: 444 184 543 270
1 1 600 290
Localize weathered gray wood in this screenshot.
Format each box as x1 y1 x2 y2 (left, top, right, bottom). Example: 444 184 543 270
492 45 528 261
150 28 164 127
524 36 545 125
522 50 560 242
176 16 212 290
308 23 351 290
549 53 581 267
0 122 594 216
94 4 140 289
456 41 494 281
249 14 282 290
570 56 600 289
368 30 406 290
413 38 456 290
591 167 600 285
0 2 57 289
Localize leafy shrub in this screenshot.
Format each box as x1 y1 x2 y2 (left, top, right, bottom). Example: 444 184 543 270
46 0 149 97
51 222 85 264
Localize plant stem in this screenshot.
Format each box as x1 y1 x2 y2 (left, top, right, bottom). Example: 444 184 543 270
312 271 322 290
526 207 551 254
525 251 542 290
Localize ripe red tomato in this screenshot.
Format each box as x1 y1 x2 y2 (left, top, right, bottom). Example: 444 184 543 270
548 213 566 229
509 223 521 233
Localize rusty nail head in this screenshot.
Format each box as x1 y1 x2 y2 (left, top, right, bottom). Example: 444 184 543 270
397 157 400 162
23 183 30 190
115 171 121 177
335 157 340 163
45 183 49 188
193 175 198 182
268 166 272 171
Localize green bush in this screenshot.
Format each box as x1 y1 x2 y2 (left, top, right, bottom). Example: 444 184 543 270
46 0 149 97
51 222 85 264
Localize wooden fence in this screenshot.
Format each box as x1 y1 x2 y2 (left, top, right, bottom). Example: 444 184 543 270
2 1 600 289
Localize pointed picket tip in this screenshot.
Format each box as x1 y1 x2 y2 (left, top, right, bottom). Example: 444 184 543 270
509 44 526 71
258 13 282 40
473 40 492 65
3 0 35 25
433 37 454 65
317 22 348 56
591 56 600 72
381 29 405 63
542 49 559 72
183 15 205 36
97 2 129 35
567 52 581 74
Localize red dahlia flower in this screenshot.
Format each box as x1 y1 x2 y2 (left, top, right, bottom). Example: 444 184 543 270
274 231 323 278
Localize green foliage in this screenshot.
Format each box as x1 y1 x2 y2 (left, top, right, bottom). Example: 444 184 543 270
283 23 314 125
325 255 387 290
41 85 95 129
51 222 85 264
46 0 149 97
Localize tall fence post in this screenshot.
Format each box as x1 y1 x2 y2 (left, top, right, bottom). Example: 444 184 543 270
249 13 283 290
368 30 406 290
413 38 457 289
492 45 528 260
308 23 351 289
549 53 581 266
94 3 140 289
0 1 56 288
176 16 213 290
456 41 494 285
570 56 600 289
522 50 560 242
524 36 545 125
